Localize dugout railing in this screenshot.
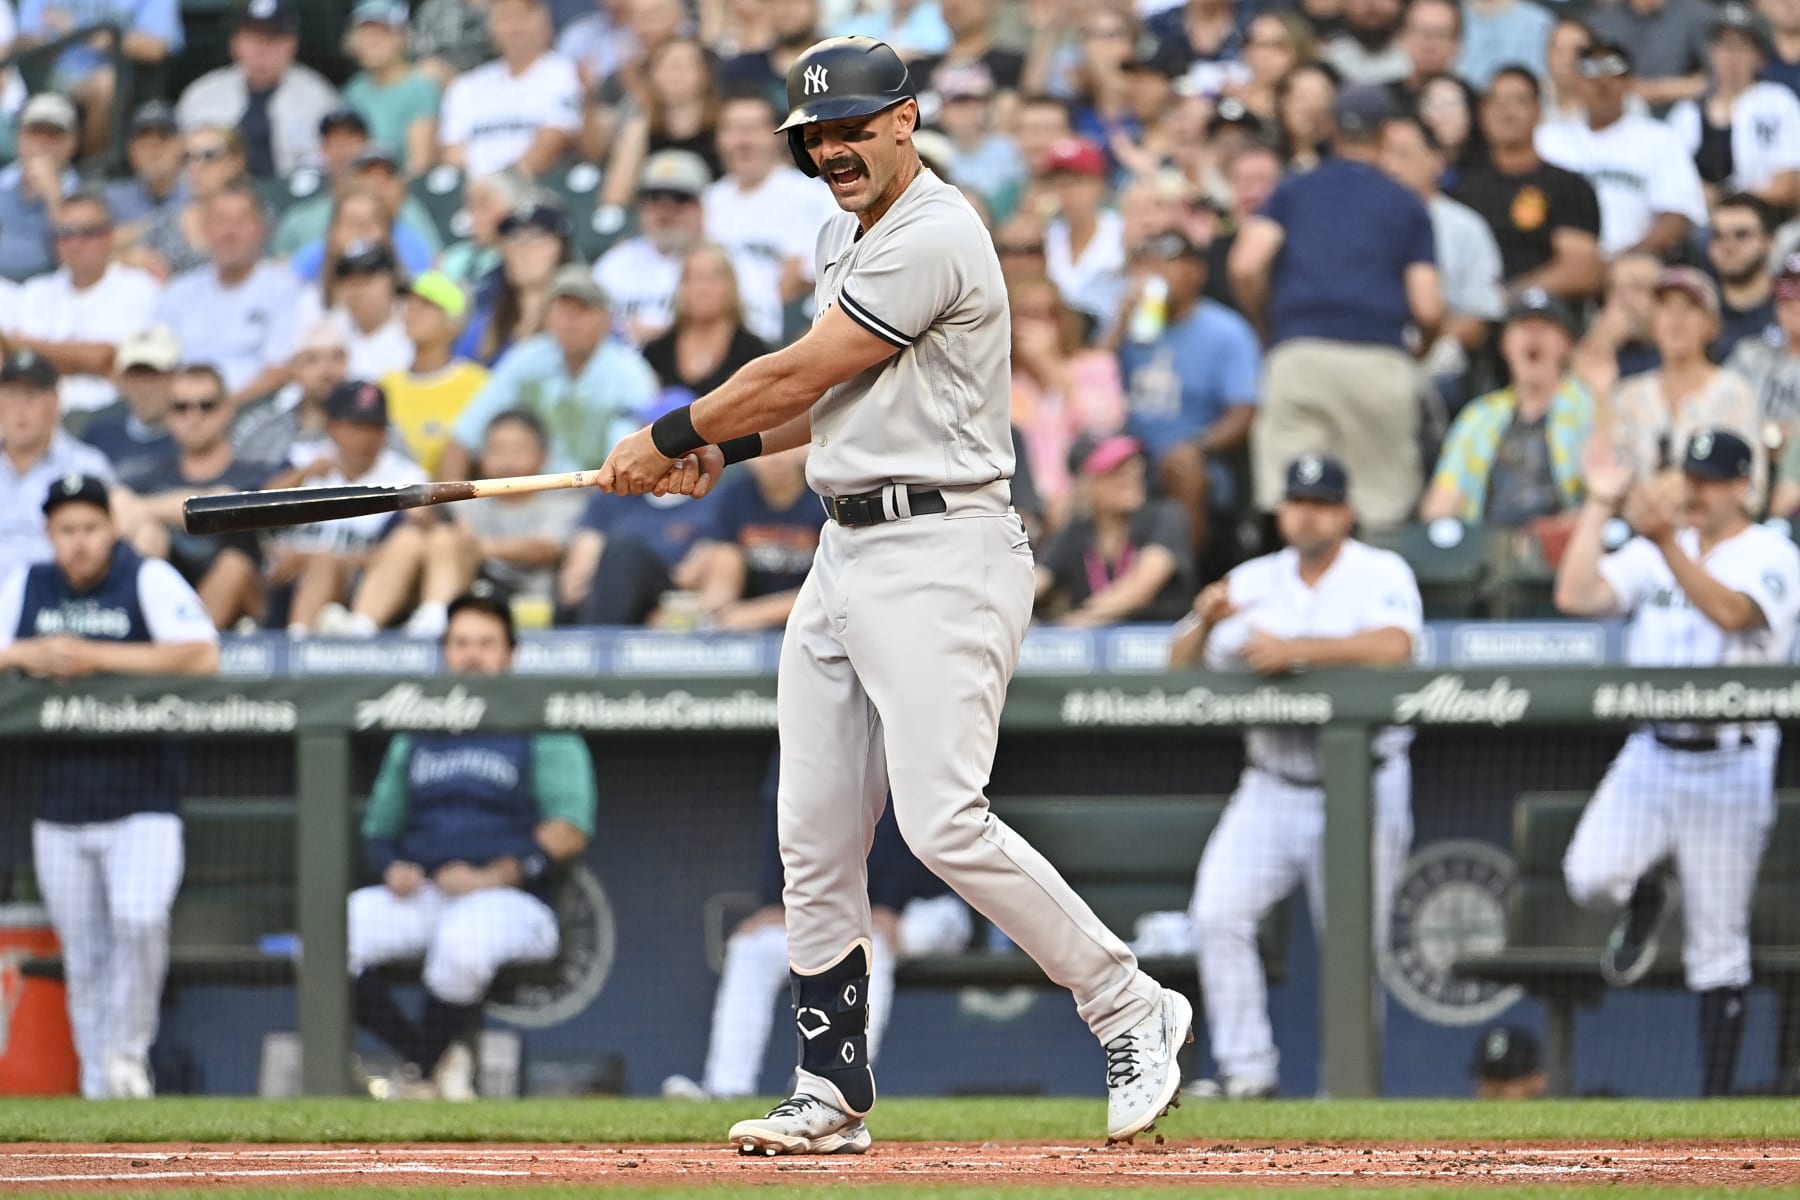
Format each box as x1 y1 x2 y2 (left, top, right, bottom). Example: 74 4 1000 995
3 667 1799 1098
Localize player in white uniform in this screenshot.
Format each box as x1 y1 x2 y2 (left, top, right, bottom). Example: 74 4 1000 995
598 36 1192 1154
1169 453 1422 1099
0 474 220 1099
1554 428 1800 1096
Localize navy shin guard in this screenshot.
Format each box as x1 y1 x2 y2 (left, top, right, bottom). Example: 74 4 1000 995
790 939 875 1115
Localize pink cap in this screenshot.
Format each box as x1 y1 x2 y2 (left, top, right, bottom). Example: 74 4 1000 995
1045 138 1107 178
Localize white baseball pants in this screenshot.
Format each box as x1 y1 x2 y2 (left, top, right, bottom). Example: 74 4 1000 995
1190 758 1413 1090
1563 731 1776 992
33 814 184 1100
347 882 558 1005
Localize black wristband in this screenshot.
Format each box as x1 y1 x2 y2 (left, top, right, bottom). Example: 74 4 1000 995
719 434 763 465
650 405 706 458
519 851 550 884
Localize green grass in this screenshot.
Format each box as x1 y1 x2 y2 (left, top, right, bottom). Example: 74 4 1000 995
0 1191 1782 1200
1 1096 1797 1144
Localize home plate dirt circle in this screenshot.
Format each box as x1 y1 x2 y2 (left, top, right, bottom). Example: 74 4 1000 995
3 1142 1796 1189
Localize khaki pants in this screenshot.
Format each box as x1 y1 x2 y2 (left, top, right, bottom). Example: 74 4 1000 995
1252 338 1422 529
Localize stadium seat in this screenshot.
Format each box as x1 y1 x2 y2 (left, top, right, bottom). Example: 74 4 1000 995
410 163 467 244
542 159 623 262
261 167 327 223
1362 521 1501 620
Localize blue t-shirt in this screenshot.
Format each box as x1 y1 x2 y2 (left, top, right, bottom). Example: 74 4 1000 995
80 406 174 482
698 473 822 599
577 491 711 569
1260 157 1436 349
118 453 277 575
1118 299 1262 463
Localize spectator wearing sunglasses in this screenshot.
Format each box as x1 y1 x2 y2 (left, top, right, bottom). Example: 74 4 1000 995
3 190 162 422
111 365 277 630
122 126 250 282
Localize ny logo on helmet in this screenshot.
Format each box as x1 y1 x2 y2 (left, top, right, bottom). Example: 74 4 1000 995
804 65 830 95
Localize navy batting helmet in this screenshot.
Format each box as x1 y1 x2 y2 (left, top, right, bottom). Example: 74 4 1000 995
776 36 914 178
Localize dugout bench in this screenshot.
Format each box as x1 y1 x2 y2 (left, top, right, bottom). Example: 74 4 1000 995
1453 790 1800 1096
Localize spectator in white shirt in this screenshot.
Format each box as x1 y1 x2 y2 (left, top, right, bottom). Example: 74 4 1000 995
315 240 413 381
702 91 836 346
1042 137 1126 334
1535 41 1708 259
1666 3 1800 211
154 180 302 404
438 0 583 178
175 0 341 178
592 149 708 346
4 190 161 419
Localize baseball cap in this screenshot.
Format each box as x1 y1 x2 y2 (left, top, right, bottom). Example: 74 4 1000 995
1208 96 1265 137
1504 287 1578 335
130 99 179 137
639 149 712 199
1123 33 1188 78
1045 137 1108 178
319 107 370 138
1471 1025 1541 1082
937 62 996 101
1331 86 1397 139
405 270 469 320
335 239 399 277
498 197 573 240
548 264 610 308
351 143 401 173
1284 452 1350 504
1711 1 1771 52
20 93 77 134
236 0 300 36
325 379 389 425
350 0 410 28
1682 428 1753 481
116 326 182 373
1068 433 1145 478
1653 265 1720 318
1776 253 1800 301
911 130 958 176
1578 40 1634 78
0 349 59 390
42 473 111 518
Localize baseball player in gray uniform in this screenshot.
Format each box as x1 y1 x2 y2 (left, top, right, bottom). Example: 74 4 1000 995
598 36 1192 1155
1555 428 1800 1096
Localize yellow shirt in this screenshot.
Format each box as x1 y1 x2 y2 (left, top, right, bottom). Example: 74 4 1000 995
381 361 490 476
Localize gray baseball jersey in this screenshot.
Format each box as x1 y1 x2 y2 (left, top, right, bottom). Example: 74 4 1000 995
807 169 1014 496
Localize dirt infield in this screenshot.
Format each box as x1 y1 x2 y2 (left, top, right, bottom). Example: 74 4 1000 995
3 1141 1796 1189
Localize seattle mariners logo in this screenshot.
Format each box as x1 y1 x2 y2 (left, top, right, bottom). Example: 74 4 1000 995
1296 455 1324 484
1692 431 1715 460
1381 839 1524 1025
803 64 830 95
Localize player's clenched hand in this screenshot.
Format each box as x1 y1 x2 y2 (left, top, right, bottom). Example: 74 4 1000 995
1241 628 1295 675
596 426 676 495
384 861 425 897
653 444 726 499
38 635 100 680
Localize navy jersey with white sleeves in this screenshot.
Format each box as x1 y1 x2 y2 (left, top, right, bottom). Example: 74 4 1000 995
0 544 218 822
808 169 1014 496
1599 524 1800 668
1205 540 1424 780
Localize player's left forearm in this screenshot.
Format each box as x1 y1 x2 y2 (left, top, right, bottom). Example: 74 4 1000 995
692 349 823 444
1286 627 1412 668
1654 535 1764 631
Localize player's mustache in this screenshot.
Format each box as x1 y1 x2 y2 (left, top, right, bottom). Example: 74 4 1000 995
823 156 866 176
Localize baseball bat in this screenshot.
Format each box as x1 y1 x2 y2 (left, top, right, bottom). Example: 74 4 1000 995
182 471 606 535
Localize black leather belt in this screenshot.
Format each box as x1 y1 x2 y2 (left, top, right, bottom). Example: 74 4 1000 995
821 488 947 527
1654 732 1721 752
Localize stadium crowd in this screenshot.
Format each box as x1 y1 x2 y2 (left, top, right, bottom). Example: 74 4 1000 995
2 0 1800 636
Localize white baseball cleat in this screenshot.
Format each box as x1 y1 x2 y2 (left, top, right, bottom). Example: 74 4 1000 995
433 1042 477 1102
103 1054 153 1100
1105 988 1194 1144
727 1093 873 1156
